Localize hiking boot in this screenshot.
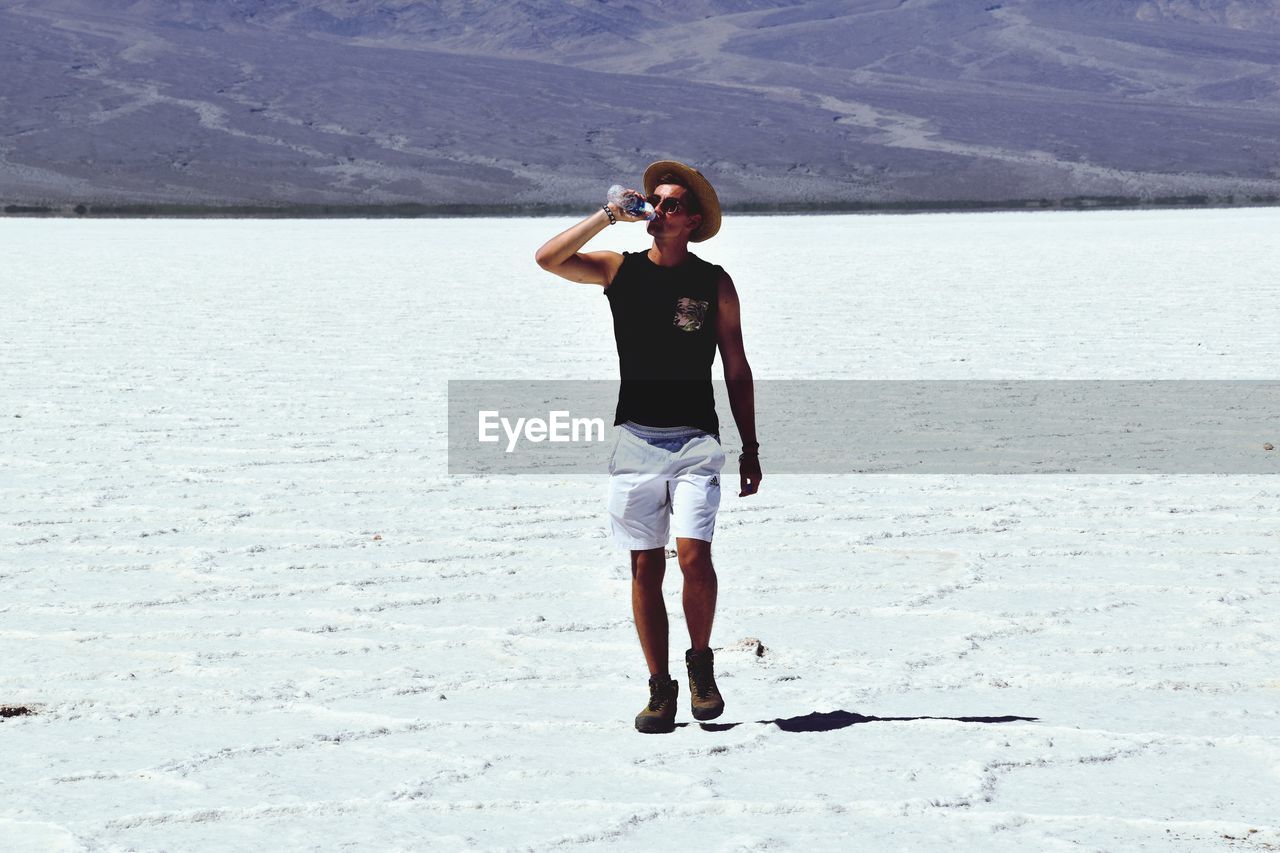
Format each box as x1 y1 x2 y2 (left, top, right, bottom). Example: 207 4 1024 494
685 647 725 721
635 675 679 734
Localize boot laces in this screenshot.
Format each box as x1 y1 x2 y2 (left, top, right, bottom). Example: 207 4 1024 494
689 660 716 699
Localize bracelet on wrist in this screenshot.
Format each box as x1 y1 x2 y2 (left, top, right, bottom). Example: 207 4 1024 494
601 204 617 225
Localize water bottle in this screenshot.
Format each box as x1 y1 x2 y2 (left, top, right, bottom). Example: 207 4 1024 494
607 184 655 219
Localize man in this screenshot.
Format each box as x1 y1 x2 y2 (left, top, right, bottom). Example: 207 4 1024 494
535 160 761 734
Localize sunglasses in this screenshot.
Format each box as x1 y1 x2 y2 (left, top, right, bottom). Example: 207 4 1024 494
646 194 693 215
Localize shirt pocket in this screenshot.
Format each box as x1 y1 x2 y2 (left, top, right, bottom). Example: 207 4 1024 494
672 297 710 332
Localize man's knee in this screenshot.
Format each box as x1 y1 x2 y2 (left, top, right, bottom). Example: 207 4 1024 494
676 538 714 577
631 547 666 585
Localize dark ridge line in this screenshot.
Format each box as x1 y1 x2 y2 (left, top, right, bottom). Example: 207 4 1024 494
1 706 37 719
3 195 1279 219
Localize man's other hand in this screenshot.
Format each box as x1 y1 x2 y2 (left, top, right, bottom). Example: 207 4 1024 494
739 454 762 497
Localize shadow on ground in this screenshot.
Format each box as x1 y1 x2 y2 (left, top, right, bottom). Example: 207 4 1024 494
682 709 1039 732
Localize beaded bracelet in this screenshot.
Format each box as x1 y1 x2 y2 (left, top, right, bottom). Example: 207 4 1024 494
602 204 617 225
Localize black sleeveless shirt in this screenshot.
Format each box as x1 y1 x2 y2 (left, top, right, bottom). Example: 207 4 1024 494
604 251 722 434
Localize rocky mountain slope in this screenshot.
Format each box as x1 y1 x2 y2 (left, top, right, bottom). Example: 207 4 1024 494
3 0 1279 207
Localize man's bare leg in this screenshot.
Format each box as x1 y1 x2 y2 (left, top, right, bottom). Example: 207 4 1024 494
676 537 716 651
630 547 668 675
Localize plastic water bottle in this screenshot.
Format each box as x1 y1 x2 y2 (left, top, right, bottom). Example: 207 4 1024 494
607 184 655 219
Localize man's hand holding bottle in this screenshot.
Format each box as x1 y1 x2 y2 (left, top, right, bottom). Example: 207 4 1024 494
606 185 655 222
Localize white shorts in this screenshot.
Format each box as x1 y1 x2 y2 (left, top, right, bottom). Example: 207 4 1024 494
606 425 726 550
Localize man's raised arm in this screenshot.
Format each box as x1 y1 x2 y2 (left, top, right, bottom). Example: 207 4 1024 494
535 201 642 286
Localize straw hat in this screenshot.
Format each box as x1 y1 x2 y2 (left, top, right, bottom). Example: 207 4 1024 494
643 160 721 242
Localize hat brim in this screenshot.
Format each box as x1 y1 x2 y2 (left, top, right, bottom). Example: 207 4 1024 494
643 160 721 243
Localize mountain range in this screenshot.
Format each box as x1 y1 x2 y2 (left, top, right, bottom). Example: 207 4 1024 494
3 0 1279 209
